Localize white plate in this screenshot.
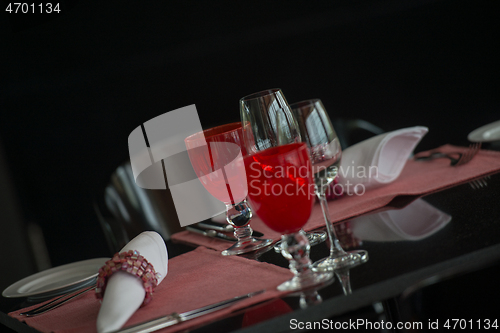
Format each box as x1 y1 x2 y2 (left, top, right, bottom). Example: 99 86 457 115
2 257 109 299
468 120 500 142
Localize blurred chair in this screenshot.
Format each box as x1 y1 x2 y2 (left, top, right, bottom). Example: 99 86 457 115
0 139 38 290
94 162 183 254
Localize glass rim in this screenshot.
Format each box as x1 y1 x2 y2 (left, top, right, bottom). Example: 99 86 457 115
289 99 322 109
184 121 242 143
251 142 308 158
239 88 282 102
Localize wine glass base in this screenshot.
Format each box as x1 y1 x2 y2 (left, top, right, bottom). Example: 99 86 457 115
308 231 327 246
274 231 327 253
277 271 334 292
312 250 369 272
221 237 273 256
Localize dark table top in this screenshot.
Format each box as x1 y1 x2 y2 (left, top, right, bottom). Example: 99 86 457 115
2 170 500 333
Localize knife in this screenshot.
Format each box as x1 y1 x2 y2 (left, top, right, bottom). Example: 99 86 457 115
186 226 237 242
196 221 234 232
195 221 265 238
111 289 266 333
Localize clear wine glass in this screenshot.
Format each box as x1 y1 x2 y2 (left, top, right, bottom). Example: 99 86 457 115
290 99 368 271
185 122 273 256
240 88 327 247
243 142 333 291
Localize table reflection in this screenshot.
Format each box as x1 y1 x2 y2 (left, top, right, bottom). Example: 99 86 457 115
350 198 452 242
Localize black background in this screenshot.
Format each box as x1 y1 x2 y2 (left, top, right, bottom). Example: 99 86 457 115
0 0 498 267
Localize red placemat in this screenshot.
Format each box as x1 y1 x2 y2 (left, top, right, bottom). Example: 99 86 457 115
9 246 294 333
172 145 500 251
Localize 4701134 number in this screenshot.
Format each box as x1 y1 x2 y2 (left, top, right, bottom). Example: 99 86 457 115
5 3 60 14
444 319 498 330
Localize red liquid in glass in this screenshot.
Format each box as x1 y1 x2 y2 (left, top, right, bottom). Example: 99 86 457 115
185 122 248 204
244 143 315 234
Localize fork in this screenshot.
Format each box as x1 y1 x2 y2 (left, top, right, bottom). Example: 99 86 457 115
469 175 491 190
455 143 481 166
20 284 95 317
415 143 481 166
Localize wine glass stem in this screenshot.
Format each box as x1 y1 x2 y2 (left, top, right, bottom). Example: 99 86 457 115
226 200 253 241
335 269 352 295
282 231 315 277
233 224 253 240
299 290 323 309
317 191 348 258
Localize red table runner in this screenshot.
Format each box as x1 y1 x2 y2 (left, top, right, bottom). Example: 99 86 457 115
172 145 500 251
9 246 294 333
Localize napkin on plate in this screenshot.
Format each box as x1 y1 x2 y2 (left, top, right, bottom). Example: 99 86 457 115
350 198 451 241
96 231 168 333
337 126 428 195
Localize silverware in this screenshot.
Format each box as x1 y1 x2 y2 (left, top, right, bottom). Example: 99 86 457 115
186 226 237 242
469 175 491 189
111 289 266 333
196 221 265 238
414 143 481 166
196 221 234 232
273 231 328 253
455 143 481 166
20 284 96 317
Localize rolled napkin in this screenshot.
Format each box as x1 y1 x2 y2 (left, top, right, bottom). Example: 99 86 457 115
350 198 451 242
96 231 168 333
337 126 428 195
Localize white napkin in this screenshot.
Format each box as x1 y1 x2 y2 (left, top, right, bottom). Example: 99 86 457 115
96 231 168 333
350 198 451 241
211 212 226 223
337 126 428 195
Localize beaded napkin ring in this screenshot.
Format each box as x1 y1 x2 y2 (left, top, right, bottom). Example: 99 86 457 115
95 250 161 306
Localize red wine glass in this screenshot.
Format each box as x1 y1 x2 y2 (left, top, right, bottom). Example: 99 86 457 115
185 122 272 255
244 142 333 291
240 88 327 247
